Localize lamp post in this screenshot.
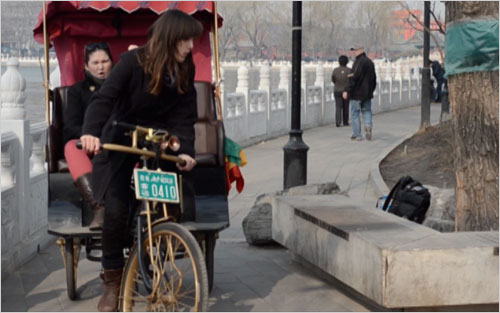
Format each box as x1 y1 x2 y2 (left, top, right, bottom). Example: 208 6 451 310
420 0 431 129
283 1 309 189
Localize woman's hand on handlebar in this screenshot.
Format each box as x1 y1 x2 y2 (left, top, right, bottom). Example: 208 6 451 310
80 134 101 155
176 154 196 172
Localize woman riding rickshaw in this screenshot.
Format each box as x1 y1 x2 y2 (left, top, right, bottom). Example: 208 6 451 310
79 11 201 311
35 2 229 310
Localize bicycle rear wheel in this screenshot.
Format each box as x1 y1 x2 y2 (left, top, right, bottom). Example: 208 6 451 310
120 222 209 312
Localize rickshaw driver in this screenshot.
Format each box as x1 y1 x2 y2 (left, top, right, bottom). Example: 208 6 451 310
79 10 202 312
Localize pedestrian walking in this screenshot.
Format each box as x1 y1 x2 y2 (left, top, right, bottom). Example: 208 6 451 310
331 55 351 127
343 44 377 141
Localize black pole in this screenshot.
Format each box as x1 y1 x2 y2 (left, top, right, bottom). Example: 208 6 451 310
283 1 309 189
421 1 431 128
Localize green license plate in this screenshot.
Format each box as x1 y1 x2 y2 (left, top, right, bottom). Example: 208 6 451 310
133 169 179 203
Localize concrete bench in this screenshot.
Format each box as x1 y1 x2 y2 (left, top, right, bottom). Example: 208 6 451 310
272 194 499 309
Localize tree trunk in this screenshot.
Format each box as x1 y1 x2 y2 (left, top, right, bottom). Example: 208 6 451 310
446 2 499 231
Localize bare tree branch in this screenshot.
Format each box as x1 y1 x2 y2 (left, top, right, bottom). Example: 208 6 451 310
429 9 446 35
398 1 445 63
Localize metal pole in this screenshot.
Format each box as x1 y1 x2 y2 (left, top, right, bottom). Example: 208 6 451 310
42 1 50 127
42 1 51 208
212 1 223 121
421 1 431 129
213 1 220 82
283 1 309 189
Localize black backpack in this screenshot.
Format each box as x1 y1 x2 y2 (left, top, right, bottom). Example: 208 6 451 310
382 176 431 224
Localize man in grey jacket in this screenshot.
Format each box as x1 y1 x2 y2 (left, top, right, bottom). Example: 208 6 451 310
331 55 351 127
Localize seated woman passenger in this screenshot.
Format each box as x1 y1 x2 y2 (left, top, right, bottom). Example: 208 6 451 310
63 42 113 230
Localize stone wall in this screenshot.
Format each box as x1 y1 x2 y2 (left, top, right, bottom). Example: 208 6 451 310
1 58 50 277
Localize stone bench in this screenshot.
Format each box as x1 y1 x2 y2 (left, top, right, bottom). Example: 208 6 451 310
272 194 499 309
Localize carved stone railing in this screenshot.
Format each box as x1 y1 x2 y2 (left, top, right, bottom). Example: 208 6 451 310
269 89 288 135
304 85 322 128
224 92 247 143
1 58 50 277
322 84 335 125
1 132 19 263
30 122 47 176
248 90 267 138
1 131 17 191
26 122 49 243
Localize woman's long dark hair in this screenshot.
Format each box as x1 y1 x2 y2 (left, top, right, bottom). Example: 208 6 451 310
137 10 203 95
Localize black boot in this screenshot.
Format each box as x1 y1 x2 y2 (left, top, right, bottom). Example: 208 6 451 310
75 173 105 230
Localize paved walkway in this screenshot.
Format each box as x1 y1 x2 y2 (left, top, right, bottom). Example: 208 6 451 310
1 104 441 312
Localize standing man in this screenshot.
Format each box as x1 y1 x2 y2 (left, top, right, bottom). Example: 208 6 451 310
343 44 377 141
331 55 351 127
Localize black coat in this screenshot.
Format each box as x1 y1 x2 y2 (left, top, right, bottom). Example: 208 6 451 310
81 49 198 201
431 61 445 82
63 71 102 145
346 53 377 101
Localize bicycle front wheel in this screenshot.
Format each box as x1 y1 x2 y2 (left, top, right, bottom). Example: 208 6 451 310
120 222 209 312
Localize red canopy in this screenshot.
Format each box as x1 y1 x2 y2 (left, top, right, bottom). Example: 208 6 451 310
33 1 222 86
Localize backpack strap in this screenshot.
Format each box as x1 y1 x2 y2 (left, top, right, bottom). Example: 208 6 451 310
383 176 417 211
382 178 402 211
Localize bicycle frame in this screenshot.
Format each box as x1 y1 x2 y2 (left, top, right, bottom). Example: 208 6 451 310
76 121 210 310
134 165 184 292
97 122 186 294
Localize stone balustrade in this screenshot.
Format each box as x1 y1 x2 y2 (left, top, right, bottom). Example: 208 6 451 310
1 131 17 191
29 122 47 176
248 90 268 138
0 55 58 66
1 58 50 277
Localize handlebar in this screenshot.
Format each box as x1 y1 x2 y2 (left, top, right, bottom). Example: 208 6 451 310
76 141 186 166
113 121 170 138
77 121 186 166
112 120 135 130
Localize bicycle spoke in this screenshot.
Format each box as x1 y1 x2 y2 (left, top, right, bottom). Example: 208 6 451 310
159 238 173 294
165 234 178 294
128 296 149 302
176 300 194 311
176 290 197 299
154 236 174 298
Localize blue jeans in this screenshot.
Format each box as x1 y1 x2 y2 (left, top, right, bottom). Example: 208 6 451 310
350 99 372 138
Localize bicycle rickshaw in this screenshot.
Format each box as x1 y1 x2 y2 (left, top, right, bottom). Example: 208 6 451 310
33 1 228 310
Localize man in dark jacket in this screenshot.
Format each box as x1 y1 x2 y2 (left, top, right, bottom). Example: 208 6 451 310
343 44 377 141
429 60 445 102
